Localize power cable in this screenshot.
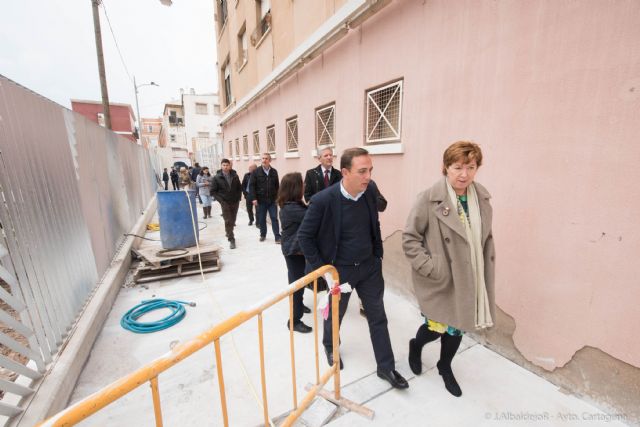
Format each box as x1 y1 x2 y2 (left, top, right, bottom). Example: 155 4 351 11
100 0 133 84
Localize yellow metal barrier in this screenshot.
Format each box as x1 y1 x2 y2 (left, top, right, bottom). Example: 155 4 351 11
37 265 342 427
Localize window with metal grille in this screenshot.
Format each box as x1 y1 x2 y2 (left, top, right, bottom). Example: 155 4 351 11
235 138 240 159
243 135 249 155
315 103 335 147
253 131 260 155
365 79 403 144
285 117 298 152
228 140 233 158
266 125 276 153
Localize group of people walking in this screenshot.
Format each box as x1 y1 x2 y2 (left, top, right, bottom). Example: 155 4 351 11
277 141 495 397
159 140 495 397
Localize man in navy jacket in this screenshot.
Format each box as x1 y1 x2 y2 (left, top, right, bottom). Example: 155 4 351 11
298 147 408 390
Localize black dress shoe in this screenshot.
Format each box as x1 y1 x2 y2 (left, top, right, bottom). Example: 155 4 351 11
325 348 343 370
287 321 312 333
303 305 311 314
437 361 462 396
408 339 422 375
376 368 409 389
259 236 266 242
248 221 253 226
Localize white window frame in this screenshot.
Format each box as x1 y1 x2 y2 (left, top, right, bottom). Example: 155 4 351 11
365 79 403 144
315 103 335 148
234 138 241 160
228 140 233 158
242 135 249 159
266 125 276 155
252 130 261 159
195 103 208 115
285 117 298 152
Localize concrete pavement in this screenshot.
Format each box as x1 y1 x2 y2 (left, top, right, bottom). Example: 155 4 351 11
68 201 629 426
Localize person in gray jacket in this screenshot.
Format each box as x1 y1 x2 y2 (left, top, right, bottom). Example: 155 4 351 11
403 141 495 397
196 167 214 218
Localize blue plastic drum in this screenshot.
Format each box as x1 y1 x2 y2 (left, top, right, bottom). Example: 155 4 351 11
156 190 199 249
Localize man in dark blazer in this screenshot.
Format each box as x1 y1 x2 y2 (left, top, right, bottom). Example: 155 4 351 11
304 147 342 203
241 163 257 226
210 159 243 249
249 153 281 243
298 147 408 390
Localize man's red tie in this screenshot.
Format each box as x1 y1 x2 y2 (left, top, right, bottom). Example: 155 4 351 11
324 170 330 187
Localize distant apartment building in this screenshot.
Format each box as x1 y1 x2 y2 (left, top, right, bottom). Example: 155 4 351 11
140 118 162 149
213 0 640 416
158 102 188 165
181 89 223 168
70 99 137 142
156 90 223 168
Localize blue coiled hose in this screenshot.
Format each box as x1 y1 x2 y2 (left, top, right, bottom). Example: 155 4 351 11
120 299 195 333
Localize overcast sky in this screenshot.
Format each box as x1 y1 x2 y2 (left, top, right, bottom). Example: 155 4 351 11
0 0 218 119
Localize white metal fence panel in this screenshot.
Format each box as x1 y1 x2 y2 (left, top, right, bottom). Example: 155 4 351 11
0 75 156 422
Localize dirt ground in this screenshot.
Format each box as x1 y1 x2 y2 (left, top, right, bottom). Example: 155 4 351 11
0 279 29 399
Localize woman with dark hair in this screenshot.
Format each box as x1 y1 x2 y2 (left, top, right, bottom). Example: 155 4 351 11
403 141 495 397
277 172 312 333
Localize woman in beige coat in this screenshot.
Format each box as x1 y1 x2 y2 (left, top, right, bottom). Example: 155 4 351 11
403 141 495 397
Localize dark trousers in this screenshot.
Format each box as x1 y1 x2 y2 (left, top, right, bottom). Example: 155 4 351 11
285 255 306 323
220 201 240 242
163 181 169 190
245 197 255 223
323 256 395 371
171 180 178 190
257 201 281 239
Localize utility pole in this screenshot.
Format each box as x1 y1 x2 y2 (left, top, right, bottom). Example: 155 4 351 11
91 0 112 130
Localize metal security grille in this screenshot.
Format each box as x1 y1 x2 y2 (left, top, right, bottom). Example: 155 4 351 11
286 118 298 152
266 126 276 154
242 135 249 156
235 138 240 160
0 75 156 422
365 80 403 144
315 104 335 147
253 131 260 155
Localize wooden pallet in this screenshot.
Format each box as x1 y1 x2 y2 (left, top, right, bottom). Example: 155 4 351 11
133 245 222 283
134 258 221 283
134 243 221 268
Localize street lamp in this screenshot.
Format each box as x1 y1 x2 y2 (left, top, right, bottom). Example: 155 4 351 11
134 76 159 144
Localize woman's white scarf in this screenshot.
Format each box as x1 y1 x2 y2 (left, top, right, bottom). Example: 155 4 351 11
446 181 493 329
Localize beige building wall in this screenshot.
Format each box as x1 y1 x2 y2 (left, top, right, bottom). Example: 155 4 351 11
215 0 350 111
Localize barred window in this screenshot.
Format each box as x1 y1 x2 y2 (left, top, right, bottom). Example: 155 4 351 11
365 79 403 144
286 117 298 152
228 140 233 157
243 135 249 156
315 103 335 147
266 125 276 154
253 131 260 155
235 138 240 159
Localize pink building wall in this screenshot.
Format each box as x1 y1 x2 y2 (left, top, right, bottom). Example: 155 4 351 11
222 0 640 373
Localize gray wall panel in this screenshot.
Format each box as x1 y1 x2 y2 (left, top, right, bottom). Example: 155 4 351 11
0 75 155 420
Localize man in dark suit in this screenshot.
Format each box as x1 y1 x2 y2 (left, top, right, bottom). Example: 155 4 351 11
298 147 408 390
249 153 281 243
241 163 257 225
304 147 342 203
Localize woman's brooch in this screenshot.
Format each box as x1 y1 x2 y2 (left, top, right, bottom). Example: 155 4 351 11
442 206 450 216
